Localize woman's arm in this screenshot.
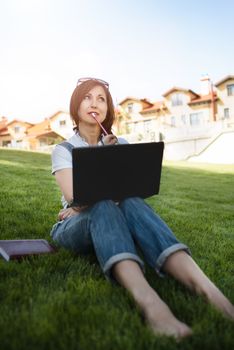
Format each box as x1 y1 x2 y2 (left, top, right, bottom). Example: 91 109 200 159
55 168 73 204
55 168 88 219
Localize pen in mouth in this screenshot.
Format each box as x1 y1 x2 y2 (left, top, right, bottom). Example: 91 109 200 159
90 112 108 136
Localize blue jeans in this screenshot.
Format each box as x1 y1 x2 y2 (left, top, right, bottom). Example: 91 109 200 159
50 197 190 281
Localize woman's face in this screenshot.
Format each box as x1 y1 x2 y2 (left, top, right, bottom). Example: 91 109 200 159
78 85 108 127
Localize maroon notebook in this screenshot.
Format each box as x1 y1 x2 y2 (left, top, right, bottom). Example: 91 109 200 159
0 239 56 261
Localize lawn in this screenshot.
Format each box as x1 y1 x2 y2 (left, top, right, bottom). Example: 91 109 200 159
0 148 233 350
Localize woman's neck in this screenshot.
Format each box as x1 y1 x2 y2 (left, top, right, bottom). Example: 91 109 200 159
78 125 101 145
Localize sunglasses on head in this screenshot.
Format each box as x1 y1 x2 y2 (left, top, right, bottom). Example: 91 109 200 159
77 77 109 89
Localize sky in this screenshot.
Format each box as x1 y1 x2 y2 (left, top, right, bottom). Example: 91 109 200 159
0 0 234 123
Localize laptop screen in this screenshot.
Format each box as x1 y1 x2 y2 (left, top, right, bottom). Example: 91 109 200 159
72 142 164 206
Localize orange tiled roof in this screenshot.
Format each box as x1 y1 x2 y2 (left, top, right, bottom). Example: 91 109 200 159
26 117 66 139
0 118 32 136
7 119 34 127
0 128 10 136
35 130 65 139
47 110 68 121
188 92 217 105
140 98 154 107
163 87 199 98
118 97 153 108
26 119 52 137
118 97 141 105
215 75 234 87
140 101 165 114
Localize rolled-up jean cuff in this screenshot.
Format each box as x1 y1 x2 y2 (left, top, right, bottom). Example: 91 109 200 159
103 253 145 282
155 243 191 277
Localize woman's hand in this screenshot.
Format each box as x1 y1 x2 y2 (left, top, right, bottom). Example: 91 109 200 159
58 206 87 221
103 134 118 145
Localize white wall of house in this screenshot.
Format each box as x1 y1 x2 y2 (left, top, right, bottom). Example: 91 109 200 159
216 79 234 123
162 95 212 129
121 101 142 116
10 139 28 149
50 112 74 139
126 118 160 139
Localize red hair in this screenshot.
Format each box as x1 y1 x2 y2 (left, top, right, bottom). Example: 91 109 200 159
70 80 115 134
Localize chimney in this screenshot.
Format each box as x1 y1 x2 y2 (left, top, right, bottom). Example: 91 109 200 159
200 74 211 95
0 116 8 129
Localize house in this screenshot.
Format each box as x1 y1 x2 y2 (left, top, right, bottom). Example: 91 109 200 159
116 75 233 142
25 111 74 150
0 111 74 151
159 76 219 141
0 118 34 148
1 74 233 160
0 117 10 147
116 97 159 141
215 75 234 125
116 74 234 161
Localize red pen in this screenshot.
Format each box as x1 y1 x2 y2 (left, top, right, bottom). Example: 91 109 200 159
91 113 108 136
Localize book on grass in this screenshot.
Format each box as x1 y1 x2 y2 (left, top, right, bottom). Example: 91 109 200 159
0 239 56 261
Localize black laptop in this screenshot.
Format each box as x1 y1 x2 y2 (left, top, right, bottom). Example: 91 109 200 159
72 142 164 206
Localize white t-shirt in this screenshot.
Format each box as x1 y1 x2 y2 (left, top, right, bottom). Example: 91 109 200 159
51 132 128 207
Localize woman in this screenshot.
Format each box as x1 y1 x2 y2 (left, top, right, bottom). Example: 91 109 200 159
51 77 234 340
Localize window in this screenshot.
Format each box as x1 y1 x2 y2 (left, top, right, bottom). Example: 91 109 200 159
171 93 183 106
171 116 176 126
181 114 186 125
2 140 11 147
39 138 47 146
127 103 133 113
14 126 20 133
131 122 137 132
159 132 164 141
227 84 234 96
189 112 203 126
59 120 66 127
224 108 230 119
144 120 151 132
150 131 155 141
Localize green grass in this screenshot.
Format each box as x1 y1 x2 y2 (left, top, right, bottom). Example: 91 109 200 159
0 148 234 350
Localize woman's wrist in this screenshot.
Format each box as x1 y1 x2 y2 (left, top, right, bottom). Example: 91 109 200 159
72 206 81 212
67 198 74 207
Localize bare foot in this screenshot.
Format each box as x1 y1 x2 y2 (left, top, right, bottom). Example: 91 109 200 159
143 303 193 340
205 284 234 321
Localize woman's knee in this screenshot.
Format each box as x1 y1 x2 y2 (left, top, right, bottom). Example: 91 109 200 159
120 197 144 210
90 200 126 229
91 199 119 215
